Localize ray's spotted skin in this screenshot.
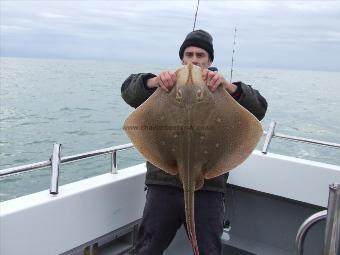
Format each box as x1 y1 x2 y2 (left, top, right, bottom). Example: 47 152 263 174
123 64 263 255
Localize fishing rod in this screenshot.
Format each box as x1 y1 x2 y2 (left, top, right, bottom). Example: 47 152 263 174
191 0 237 83
230 26 237 83
193 0 200 31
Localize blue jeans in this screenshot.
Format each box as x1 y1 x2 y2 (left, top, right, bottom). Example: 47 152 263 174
135 185 225 255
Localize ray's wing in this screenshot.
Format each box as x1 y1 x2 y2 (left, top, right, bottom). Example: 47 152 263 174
191 87 263 179
204 88 263 178
123 88 185 175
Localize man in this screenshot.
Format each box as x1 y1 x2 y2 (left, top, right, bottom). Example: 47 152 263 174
121 29 267 255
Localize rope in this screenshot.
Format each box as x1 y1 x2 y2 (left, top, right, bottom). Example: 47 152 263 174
192 0 200 31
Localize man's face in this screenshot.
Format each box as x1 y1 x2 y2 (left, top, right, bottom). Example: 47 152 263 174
181 46 212 69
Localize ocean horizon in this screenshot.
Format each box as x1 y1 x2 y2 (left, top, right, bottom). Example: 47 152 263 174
1 56 339 202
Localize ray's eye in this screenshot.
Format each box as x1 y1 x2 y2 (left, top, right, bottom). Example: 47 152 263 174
176 89 182 102
196 89 203 102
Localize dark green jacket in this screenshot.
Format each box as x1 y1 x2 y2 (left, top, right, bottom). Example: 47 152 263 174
121 72 267 193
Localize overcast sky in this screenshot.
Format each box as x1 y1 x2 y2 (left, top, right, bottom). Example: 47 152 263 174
1 1 340 71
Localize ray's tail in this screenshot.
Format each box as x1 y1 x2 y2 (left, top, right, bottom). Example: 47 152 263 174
183 183 199 255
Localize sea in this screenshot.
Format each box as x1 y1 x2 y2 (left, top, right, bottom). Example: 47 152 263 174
1 57 339 202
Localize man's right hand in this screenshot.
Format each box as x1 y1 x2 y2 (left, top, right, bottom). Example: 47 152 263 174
147 71 177 92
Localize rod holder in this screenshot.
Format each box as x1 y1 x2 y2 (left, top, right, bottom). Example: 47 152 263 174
262 121 276 154
323 183 340 255
50 143 61 195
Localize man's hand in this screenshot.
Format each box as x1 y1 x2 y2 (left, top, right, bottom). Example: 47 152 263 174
202 69 237 93
147 71 177 92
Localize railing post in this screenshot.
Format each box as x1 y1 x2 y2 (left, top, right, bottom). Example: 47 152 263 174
111 150 117 174
323 183 340 255
50 143 61 195
262 121 276 154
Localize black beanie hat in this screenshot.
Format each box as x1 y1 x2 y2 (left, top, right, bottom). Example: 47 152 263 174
179 29 214 61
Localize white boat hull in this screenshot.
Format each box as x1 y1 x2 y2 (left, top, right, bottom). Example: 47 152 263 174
1 151 339 254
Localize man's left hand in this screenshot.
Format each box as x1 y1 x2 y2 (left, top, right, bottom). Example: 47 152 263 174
201 69 237 94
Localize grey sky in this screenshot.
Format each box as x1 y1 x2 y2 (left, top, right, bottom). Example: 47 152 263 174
1 1 340 71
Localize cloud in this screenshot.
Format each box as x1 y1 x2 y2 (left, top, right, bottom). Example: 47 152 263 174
40 12 68 19
1 1 340 71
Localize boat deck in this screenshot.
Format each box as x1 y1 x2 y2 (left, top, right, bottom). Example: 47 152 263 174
1 127 339 255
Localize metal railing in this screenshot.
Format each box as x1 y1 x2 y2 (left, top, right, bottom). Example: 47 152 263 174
0 121 339 195
0 143 134 194
262 121 340 154
295 183 340 255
